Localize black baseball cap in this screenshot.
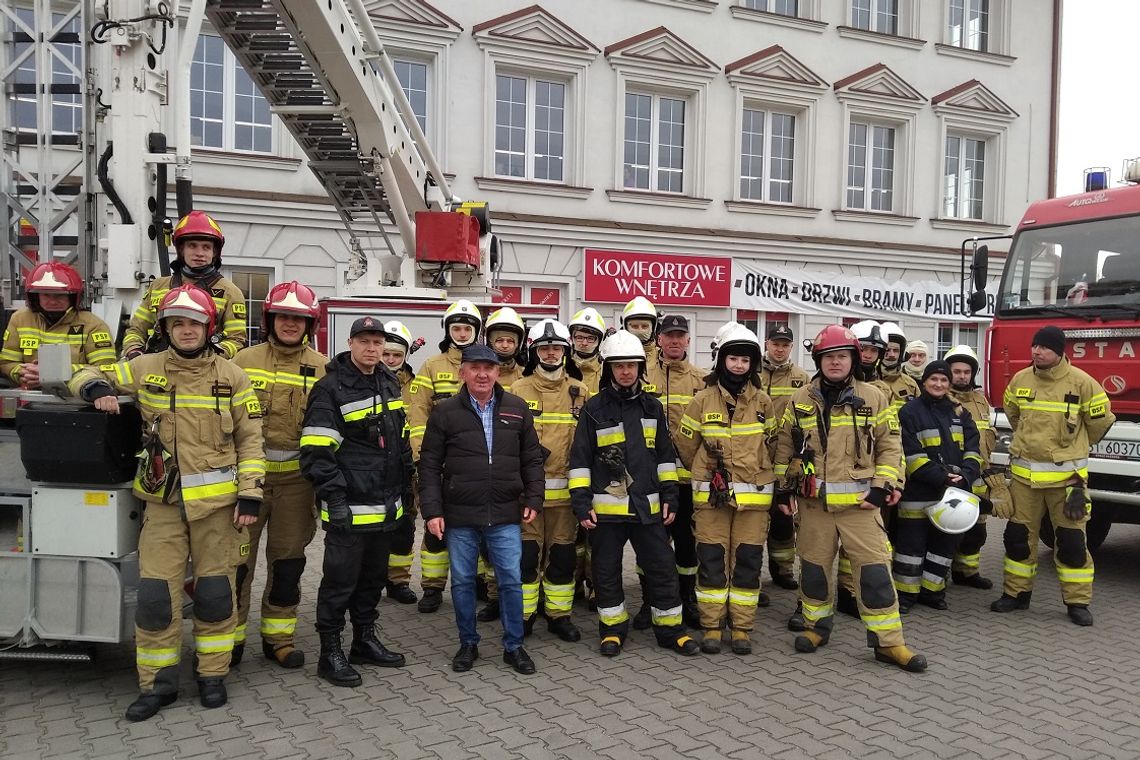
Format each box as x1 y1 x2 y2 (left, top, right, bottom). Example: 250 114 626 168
658 315 689 334
350 316 385 337
461 344 501 365
767 325 794 342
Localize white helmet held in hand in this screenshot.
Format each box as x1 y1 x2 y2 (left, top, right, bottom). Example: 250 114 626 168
925 487 981 534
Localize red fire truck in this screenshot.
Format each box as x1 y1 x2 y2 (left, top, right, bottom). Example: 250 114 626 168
965 168 1140 548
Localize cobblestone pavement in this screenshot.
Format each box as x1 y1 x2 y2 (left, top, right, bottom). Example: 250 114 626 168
3 520 1139 760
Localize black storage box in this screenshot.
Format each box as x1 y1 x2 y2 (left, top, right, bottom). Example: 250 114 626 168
15 402 142 484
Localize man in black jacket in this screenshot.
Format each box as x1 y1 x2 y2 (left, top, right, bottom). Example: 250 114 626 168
894 360 983 613
301 317 412 687
419 344 545 675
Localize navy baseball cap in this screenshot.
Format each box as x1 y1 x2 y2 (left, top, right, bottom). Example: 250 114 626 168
461 344 501 365
767 325 794 342
350 316 385 337
658 315 689 334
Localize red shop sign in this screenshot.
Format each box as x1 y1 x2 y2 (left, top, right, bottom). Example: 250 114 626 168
584 249 732 307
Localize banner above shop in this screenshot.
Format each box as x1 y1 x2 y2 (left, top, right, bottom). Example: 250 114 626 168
584 249 732 307
731 259 998 322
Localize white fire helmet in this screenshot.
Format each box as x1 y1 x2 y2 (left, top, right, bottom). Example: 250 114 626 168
599 329 646 363
924 486 981 534
528 318 571 349
621 296 657 326
569 307 606 338
384 320 412 351
851 320 886 351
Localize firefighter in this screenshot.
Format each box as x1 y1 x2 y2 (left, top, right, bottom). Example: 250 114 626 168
638 314 706 630
621 296 659 364
301 316 412 686
760 324 809 593
70 285 264 720
0 262 116 387
379 320 422 605
231 282 326 668
676 324 775 655
945 344 1008 589
893 361 983 612
121 211 247 360
407 299 482 613
991 326 1115 626
507 319 589 642
570 307 607 394
877 322 920 413
903 340 930 382
774 325 926 672
569 330 699 657
850 320 886 383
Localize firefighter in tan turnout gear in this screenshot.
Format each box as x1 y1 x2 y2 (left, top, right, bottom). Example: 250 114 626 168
621 296 660 365
760 324 808 594
232 282 327 668
71 285 265 720
991 326 1115 626
570 307 607 394
380 320 423 605
121 210 247 360
945 344 1008 590
774 325 926 672
508 319 590 642
676 324 776 655
0 262 116 387
408 299 482 613
640 314 706 629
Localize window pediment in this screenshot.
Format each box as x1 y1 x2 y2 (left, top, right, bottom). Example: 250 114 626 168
834 63 924 104
725 45 828 92
605 26 717 79
473 5 598 55
932 79 1018 120
363 0 462 35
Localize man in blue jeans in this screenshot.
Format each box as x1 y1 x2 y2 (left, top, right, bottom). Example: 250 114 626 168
418 344 545 674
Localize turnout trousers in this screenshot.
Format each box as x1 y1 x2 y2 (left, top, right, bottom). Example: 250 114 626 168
136 503 247 695
767 504 797 578
891 503 960 604
236 473 317 648
387 478 418 587
796 497 905 648
1002 480 1094 605
695 506 770 631
315 529 393 633
590 520 685 644
521 506 579 620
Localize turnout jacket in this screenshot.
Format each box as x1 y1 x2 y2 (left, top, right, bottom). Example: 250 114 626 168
510 372 590 507
898 393 983 503
873 368 919 416
1003 357 1115 488
70 350 264 520
775 377 902 510
573 353 602 394
233 339 327 479
497 360 523 392
407 345 463 460
676 379 777 510
0 308 116 384
418 385 545 527
122 274 247 359
645 355 707 482
569 385 679 524
300 353 410 531
760 357 810 421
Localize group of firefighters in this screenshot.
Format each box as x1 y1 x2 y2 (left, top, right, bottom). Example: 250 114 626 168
3 210 1114 722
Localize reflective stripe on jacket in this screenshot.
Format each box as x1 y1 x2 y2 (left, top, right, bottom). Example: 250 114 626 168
121 274 247 359
406 346 462 460
898 393 982 503
510 372 590 506
644 356 706 482
0 308 117 383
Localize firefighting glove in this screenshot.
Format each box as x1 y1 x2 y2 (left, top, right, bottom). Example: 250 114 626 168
709 466 731 507
863 486 889 509
124 347 144 361
978 496 994 516
237 497 261 519
83 382 115 402
1063 485 1090 522
325 496 352 531
598 444 625 480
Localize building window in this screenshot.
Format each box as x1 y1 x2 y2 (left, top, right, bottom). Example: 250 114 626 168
852 0 898 34
191 34 273 153
944 134 986 220
949 0 989 51
846 122 895 212
494 74 566 183
742 0 798 15
740 108 795 203
624 92 686 193
938 322 979 358
227 268 273 345
392 58 429 134
10 8 82 134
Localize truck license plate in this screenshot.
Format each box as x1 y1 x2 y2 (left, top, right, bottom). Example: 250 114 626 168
1091 439 1140 461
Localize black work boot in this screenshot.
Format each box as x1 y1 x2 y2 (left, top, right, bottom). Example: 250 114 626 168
197 678 227 709
262 640 305 669
317 631 362 687
386 582 418 604
547 616 581 642
787 601 806 632
952 571 993 590
678 575 700 628
418 588 443 614
990 591 1032 613
350 623 406 667
229 642 244 667
836 587 860 618
770 561 799 590
125 692 177 722
918 591 949 610
1067 604 1094 626
477 599 501 622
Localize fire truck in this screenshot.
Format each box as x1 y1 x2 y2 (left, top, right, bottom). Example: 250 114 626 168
963 164 1140 549
0 0 526 656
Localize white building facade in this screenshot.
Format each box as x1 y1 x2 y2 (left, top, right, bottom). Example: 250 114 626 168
9 0 1060 367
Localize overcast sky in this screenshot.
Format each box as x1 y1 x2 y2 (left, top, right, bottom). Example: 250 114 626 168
1055 1 1139 195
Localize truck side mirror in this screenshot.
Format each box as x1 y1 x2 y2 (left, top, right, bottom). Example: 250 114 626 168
972 245 989 291
969 290 987 315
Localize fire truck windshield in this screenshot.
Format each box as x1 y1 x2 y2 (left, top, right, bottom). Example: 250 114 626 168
999 215 1140 316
